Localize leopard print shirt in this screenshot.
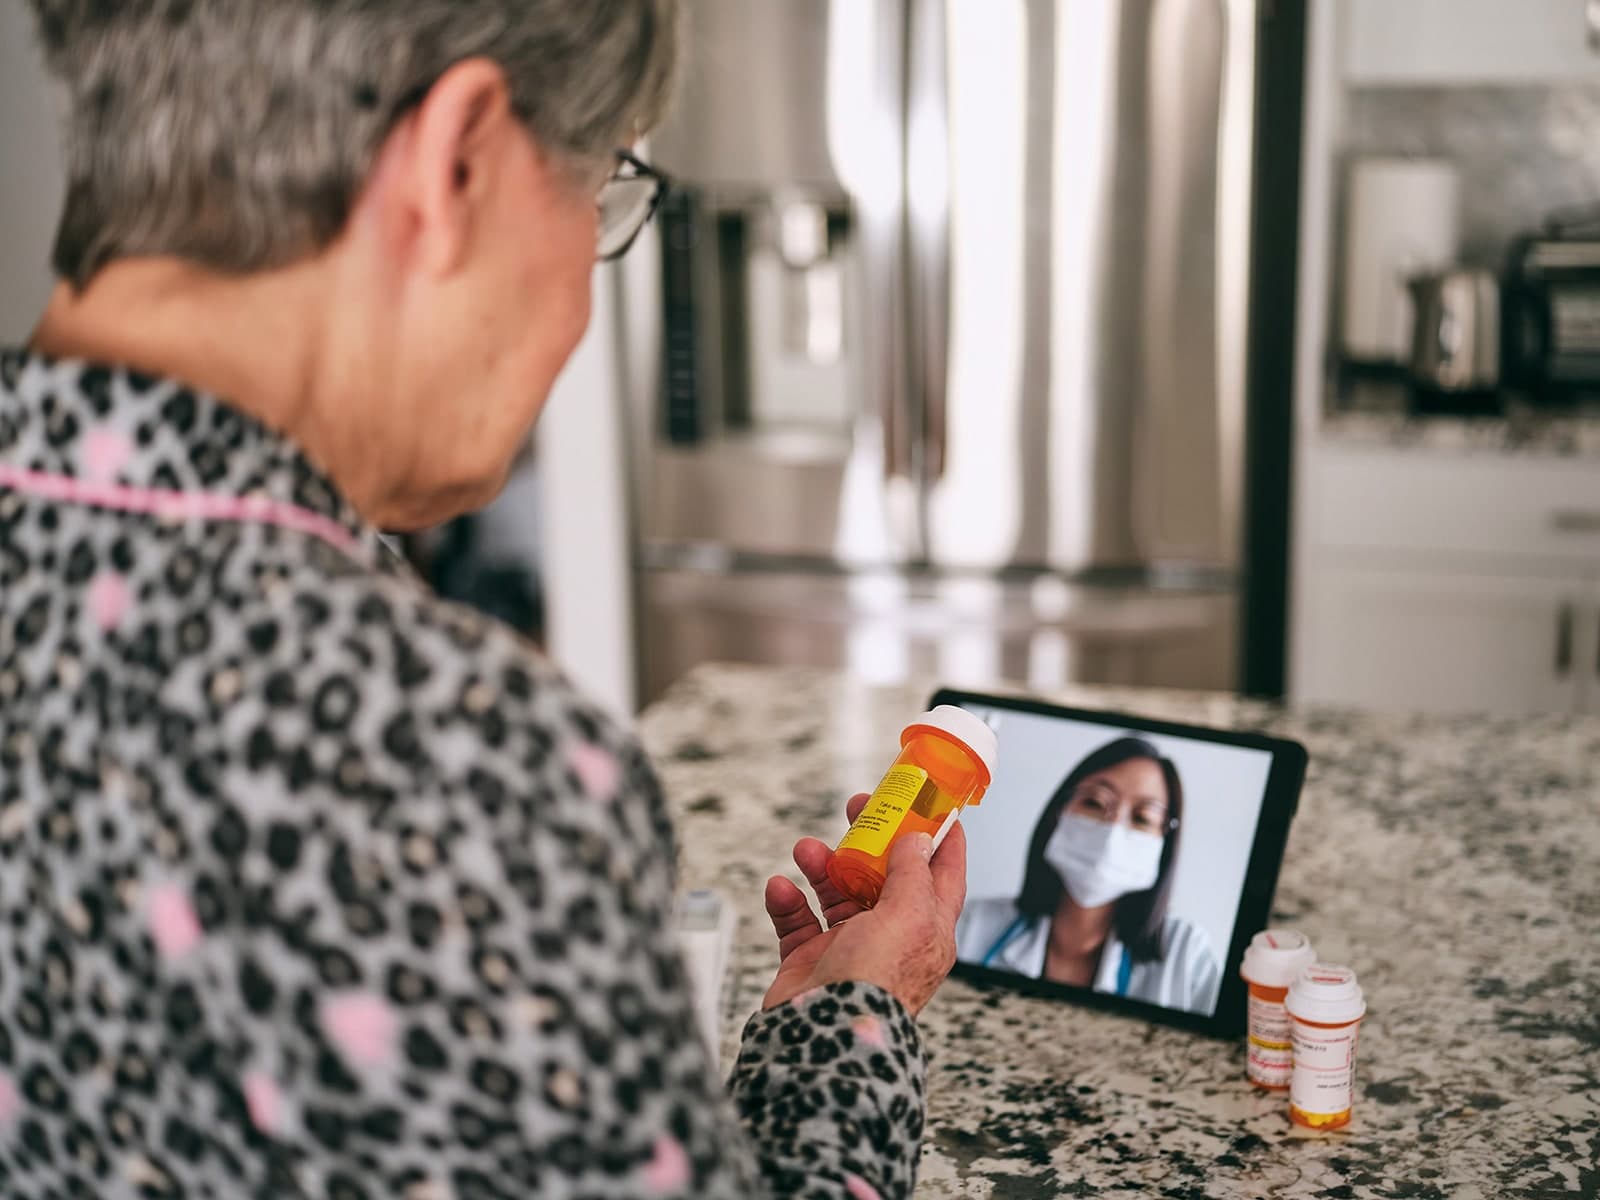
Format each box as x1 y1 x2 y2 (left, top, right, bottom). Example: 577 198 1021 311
0 348 927 1200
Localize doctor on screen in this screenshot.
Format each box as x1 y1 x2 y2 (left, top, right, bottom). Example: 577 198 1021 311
956 737 1222 1015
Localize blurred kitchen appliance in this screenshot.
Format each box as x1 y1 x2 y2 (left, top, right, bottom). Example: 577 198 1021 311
1341 156 1460 365
1407 269 1501 398
1503 210 1600 407
617 0 1302 702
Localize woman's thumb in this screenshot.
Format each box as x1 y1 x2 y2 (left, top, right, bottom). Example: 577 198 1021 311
875 832 937 912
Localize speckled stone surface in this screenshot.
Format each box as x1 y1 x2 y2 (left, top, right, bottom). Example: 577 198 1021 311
642 664 1600 1199
1321 409 1600 459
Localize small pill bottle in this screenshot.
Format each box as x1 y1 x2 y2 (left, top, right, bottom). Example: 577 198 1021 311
827 705 998 908
1285 963 1367 1131
1239 929 1317 1090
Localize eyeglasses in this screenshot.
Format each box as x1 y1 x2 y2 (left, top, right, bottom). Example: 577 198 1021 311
597 150 669 262
1064 784 1176 836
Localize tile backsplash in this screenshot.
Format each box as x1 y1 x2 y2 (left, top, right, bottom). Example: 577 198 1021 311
1344 86 1600 267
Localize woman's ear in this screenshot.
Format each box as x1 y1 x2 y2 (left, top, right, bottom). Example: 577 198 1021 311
405 58 519 277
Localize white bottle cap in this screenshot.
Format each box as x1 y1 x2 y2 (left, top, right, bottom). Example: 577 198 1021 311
1240 929 1318 989
1285 963 1367 1026
905 705 1000 778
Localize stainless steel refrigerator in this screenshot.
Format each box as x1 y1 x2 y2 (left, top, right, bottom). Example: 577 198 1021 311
614 0 1304 703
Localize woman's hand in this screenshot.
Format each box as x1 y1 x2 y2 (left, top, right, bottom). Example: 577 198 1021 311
761 793 967 1016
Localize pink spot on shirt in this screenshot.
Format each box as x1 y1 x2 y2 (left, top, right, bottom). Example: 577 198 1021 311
845 1174 883 1200
80 427 133 483
0 1072 18 1126
569 742 621 801
642 1134 690 1193
87 571 131 632
146 884 203 960
243 1073 283 1135
850 1015 887 1048
320 993 398 1069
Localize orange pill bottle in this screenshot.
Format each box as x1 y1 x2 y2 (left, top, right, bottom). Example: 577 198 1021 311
1240 929 1317 1091
1285 964 1367 1131
827 705 998 908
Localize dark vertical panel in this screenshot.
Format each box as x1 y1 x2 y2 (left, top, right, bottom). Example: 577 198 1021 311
1240 0 1308 699
715 213 751 430
659 191 704 445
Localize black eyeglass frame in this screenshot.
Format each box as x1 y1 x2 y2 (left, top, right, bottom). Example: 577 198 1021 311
598 149 670 262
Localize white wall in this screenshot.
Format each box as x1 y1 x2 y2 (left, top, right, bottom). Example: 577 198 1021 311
539 268 639 719
1342 0 1600 86
0 3 64 341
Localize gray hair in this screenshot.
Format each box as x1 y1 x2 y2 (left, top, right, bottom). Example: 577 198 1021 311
28 0 679 288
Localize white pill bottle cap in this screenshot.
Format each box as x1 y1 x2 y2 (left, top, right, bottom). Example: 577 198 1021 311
1240 929 1318 989
903 706 1000 855
1286 963 1367 1026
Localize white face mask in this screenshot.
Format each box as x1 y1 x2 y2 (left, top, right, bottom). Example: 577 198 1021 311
1044 812 1166 908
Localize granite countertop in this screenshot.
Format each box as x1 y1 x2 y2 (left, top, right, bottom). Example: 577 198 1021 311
641 664 1600 1199
1321 408 1600 458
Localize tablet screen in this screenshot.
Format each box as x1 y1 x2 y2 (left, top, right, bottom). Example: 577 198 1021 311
951 701 1276 1019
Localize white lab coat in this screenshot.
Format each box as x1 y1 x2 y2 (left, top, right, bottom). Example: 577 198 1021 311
955 896 1222 1015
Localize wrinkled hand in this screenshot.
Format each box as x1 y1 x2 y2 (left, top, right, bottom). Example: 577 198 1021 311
762 793 967 1016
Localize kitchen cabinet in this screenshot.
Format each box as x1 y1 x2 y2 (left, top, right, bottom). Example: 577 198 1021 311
1342 0 1600 86
1297 563 1593 716
1292 445 1600 716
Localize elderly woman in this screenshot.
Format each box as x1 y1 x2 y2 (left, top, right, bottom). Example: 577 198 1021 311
0 3 966 1198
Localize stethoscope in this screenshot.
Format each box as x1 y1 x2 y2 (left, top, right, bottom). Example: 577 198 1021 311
981 913 1135 996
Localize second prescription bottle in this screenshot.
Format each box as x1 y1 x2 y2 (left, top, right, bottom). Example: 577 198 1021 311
1285 964 1367 1131
1239 930 1318 1090
827 705 998 908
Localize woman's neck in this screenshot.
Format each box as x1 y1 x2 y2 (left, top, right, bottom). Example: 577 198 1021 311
27 261 397 523
32 263 319 422
1047 893 1116 960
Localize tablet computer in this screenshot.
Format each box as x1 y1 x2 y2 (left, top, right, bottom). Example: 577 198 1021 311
935 688 1307 1039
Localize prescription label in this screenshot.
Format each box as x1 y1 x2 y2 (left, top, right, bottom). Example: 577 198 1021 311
1247 994 1294 1048
1246 994 1296 1088
1289 1021 1361 1115
837 765 928 858
1247 1042 1295 1090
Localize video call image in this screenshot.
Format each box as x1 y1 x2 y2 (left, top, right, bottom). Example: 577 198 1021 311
953 705 1275 1017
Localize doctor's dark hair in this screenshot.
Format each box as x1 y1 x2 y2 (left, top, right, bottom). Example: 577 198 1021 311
1014 736 1184 963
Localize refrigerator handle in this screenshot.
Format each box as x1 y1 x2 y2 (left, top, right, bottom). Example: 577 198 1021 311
854 198 911 481
830 0 916 483
1134 0 1242 567
906 0 952 481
